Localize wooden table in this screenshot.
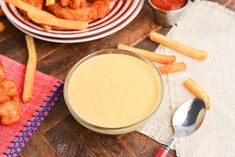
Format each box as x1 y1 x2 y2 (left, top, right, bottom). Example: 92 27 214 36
0 0 234 156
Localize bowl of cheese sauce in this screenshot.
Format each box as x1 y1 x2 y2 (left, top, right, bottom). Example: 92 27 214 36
64 49 163 134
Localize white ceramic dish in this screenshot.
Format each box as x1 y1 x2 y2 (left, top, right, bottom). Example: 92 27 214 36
0 0 139 38
9 0 144 43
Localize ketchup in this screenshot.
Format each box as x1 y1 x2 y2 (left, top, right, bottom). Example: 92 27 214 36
151 0 187 10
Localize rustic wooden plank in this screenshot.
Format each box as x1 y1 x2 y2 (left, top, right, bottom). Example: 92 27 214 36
44 118 97 157
44 115 135 157
38 97 70 134
36 4 159 80
120 132 175 157
61 114 89 135
21 131 59 157
0 30 62 64
0 31 28 63
81 131 136 157
0 18 18 43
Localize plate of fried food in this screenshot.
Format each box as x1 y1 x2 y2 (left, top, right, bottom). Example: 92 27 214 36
0 0 144 43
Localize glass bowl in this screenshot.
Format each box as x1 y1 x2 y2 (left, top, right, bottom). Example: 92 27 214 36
64 49 164 134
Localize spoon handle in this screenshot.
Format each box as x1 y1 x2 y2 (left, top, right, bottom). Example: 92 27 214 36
154 147 169 157
154 136 175 157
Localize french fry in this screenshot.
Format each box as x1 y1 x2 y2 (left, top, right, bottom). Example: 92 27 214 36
4 0 53 17
0 22 5 32
4 0 88 30
23 35 37 103
158 62 186 75
0 7 4 16
27 12 88 30
46 0 55 6
184 78 210 110
42 24 52 32
118 44 176 64
149 31 208 61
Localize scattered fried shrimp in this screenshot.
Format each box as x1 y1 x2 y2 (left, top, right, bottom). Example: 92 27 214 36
0 61 21 125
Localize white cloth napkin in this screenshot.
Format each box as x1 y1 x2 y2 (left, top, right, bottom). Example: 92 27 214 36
137 1 235 156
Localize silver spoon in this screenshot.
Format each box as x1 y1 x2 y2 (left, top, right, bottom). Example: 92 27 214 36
155 98 206 157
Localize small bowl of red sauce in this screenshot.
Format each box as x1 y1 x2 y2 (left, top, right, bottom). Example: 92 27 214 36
149 0 189 27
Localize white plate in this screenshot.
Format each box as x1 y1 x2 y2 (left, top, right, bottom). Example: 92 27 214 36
1 0 139 38
10 0 144 43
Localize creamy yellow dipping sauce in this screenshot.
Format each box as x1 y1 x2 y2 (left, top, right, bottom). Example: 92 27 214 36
67 53 162 128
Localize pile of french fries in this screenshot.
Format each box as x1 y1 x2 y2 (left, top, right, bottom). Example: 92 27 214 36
118 31 210 110
4 0 88 30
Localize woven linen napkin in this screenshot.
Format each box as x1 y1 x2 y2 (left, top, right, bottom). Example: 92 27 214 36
0 54 63 157
138 0 235 156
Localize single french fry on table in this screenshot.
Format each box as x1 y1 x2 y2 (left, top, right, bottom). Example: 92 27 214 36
149 31 208 60
0 22 5 32
4 0 88 30
23 35 37 103
184 78 210 110
46 0 55 6
117 44 176 64
158 62 186 75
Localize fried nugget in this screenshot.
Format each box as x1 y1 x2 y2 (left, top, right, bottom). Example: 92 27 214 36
0 97 21 125
0 80 18 103
0 61 21 125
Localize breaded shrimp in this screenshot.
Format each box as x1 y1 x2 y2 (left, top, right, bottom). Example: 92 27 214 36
48 0 110 21
61 0 87 9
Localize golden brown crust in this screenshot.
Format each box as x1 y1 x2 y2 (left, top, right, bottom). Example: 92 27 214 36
0 60 21 125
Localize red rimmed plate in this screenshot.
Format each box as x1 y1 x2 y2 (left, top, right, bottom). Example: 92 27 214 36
1 0 139 38
9 0 144 43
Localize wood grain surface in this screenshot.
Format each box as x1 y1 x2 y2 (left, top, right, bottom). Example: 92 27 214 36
0 0 234 156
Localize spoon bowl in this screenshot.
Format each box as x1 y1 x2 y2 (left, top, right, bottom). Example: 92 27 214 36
173 98 206 136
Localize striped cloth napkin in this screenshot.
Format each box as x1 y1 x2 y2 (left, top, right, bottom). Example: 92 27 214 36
0 54 63 157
